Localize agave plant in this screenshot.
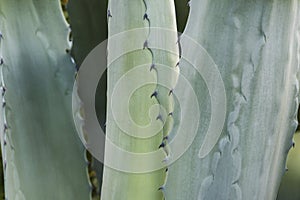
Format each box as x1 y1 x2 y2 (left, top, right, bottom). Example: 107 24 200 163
101 0 300 200
0 0 299 200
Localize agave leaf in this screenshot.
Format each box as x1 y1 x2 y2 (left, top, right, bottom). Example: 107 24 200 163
100 0 179 199
166 1 300 200
0 0 90 199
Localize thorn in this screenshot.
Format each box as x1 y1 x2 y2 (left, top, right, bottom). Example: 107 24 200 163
150 63 156 71
285 167 288 172
5 135 14 150
2 101 6 107
240 90 247 102
159 142 165 148
107 9 112 18
143 13 149 20
150 91 158 98
4 124 8 132
263 32 267 42
293 142 295 148
156 114 163 121
232 180 238 185
0 31 3 39
168 89 173 96
65 49 70 54
68 32 73 42
3 139 6 146
143 40 148 49
1 86 6 95
178 39 182 59
0 58 3 65
165 168 168 172
163 136 169 140
175 62 180 67
168 112 173 116
158 186 165 191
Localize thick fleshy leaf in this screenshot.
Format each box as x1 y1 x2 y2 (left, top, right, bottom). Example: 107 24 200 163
101 0 179 199
166 1 300 200
0 0 90 199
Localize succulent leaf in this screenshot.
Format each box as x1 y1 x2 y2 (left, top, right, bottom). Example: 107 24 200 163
0 0 91 199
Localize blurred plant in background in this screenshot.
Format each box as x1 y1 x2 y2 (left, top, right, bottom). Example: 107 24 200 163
278 132 300 200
